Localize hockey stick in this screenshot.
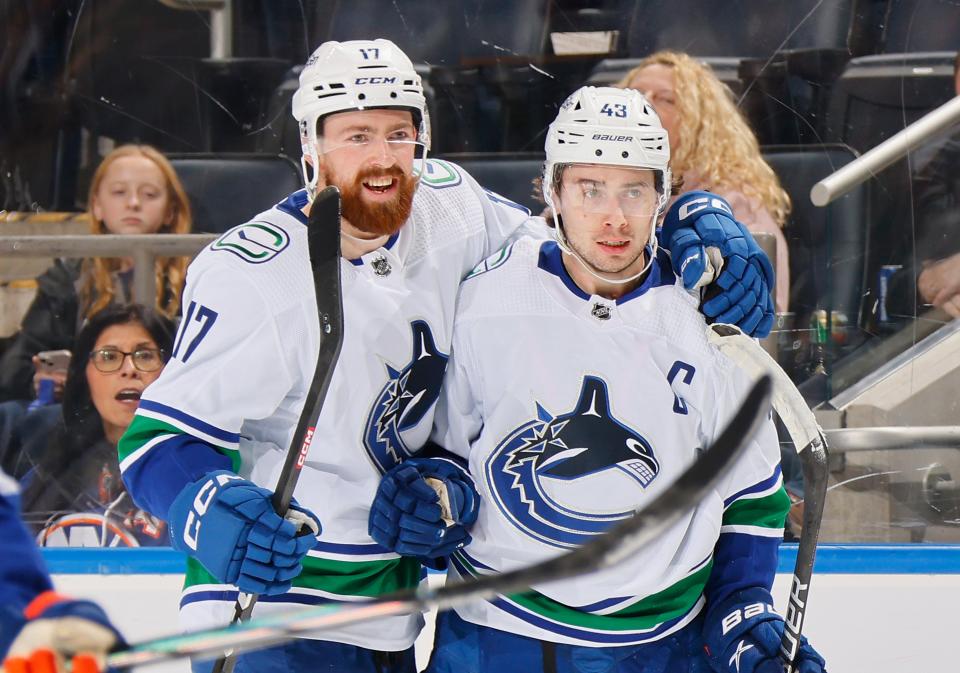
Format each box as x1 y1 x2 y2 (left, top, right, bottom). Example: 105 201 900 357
212 186 344 673
706 324 829 673
108 375 773 670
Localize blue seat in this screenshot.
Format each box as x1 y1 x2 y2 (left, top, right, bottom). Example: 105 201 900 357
168 154 303 235
762 144 869 332
436 153 545 213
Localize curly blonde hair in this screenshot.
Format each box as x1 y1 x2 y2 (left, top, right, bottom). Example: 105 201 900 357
617 51 791 227
81 144 191 320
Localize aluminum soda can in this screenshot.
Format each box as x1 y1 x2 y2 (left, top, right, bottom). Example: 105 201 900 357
877 264 903 322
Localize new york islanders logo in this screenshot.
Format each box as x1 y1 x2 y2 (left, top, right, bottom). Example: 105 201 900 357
364 321 449 473
486 376 660 548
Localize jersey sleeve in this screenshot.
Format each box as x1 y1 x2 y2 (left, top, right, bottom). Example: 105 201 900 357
430 315 483 462
0 471 52 656
119 259 296 519
701 362 790 606
459 165 550 257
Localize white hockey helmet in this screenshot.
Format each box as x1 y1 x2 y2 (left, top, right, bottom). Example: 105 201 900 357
292 39 431 196
542 86 671 284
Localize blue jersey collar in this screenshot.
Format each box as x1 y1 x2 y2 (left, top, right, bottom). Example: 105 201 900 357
536 240 675 305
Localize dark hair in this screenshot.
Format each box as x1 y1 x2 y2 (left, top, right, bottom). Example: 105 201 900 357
60 303 176 441
21 304 175 521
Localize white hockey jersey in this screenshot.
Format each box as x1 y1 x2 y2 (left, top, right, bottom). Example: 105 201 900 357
431 236 788 647
119 159 541 650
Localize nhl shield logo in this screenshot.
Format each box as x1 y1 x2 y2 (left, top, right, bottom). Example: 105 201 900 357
364 321 449 473
485 375 660 548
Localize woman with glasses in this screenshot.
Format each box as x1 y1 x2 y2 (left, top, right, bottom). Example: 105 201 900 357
15 304 175 547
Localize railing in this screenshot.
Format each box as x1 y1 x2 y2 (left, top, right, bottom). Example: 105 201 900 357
811 95 960 206
0 234 217 304
155 0 232 58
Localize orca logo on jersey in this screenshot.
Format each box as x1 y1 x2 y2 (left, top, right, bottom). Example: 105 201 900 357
363 321 449 473
485 376 660 548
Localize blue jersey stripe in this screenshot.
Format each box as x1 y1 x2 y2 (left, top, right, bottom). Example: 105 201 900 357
312 540 392 555
724 465 783 507
137 400 241 444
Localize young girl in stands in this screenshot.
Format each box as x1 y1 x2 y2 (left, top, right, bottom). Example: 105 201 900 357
618 51 792 313
18 303 175 547
0 144 191 406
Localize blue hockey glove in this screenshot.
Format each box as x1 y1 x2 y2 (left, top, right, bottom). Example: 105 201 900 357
703 589 826 673
662 191 776 338
4 591 126 673
167 471 320 596
369 457 479 559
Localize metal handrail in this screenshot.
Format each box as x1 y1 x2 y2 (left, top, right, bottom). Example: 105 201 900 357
824 426 960 452
811 95 960 206
0 234 216 305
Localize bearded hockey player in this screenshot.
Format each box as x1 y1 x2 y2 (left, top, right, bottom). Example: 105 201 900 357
118 37 777 673
371 86 827 673
1 470 124 673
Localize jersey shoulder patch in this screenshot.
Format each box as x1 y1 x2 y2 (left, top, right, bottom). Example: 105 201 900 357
211 220 291 264
420 159 463 189
464 242 515 280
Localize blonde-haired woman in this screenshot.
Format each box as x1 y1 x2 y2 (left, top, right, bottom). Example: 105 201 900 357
0 144 191 404
618 51 791 312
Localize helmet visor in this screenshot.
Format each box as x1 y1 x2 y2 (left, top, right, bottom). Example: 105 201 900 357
557 164 662 219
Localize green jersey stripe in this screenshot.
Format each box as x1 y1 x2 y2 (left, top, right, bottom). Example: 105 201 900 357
722 486 790 529
184 554 421 598
455 554 712 632
119 415 240 471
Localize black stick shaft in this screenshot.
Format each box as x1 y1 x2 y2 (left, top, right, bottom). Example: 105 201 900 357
213 186 343 673
779 439 829 672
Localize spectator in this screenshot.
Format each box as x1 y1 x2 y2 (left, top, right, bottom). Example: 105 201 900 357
0 144 191 404
617 51 792 312
887 51 960 320
17 304 175 547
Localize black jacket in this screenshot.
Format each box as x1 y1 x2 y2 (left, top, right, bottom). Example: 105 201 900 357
887 137 960 318
0 259 83 402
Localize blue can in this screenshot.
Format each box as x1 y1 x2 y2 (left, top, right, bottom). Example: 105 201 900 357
878 264 903 322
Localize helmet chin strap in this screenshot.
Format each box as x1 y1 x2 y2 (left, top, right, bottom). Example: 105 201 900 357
551 211 658 286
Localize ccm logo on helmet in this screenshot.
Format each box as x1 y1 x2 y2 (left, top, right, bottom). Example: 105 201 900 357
354 76 397 85
592 134 633 142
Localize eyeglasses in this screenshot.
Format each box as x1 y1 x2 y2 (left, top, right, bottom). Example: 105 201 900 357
89 347 166 373
320 136 425 159
561 179 660 218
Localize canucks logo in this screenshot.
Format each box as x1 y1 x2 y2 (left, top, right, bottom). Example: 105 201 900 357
485 376 660 548
364 321 449 473
212 222 290 264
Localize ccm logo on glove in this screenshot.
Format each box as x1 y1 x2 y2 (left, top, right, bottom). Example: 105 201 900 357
183 473 241 550
678 195 733 221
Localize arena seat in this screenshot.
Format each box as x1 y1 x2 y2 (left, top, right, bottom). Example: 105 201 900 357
167 154 303 235
880 0 960 53
761 145 869 334
435 153 545 213
624 0 854 57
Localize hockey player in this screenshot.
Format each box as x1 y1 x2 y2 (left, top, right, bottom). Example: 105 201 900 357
118 40 776 673
1 470 124 673
371 87 826 672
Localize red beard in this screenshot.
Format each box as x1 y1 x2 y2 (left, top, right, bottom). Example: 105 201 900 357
326 165 416 237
